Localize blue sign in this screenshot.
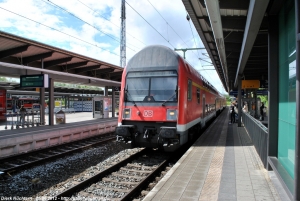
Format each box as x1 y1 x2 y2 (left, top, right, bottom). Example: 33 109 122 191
229 90 244 96
257 90 268 95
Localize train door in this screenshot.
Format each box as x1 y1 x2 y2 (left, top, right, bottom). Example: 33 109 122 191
202 94 206 118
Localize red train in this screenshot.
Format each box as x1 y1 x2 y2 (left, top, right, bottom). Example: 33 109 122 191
115 45 226 151
7 98 47 111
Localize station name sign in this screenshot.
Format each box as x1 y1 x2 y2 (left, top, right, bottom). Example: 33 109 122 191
20 74 49 88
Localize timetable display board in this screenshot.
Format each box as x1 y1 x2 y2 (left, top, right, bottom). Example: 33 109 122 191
20 74 49 88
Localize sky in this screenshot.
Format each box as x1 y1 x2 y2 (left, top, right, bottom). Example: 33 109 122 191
0 0 227 94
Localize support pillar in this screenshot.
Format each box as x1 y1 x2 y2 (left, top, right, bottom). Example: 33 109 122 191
295 0 300 199
268 15 279 169
48 78 54 125
40 59 45 125
104 86 108 96
237 75 242 127
112 87 115 117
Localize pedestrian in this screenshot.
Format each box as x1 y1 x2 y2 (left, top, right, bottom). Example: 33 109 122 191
260 102 265 121
19 105 26 125
230 102 236 124
242 102 248 113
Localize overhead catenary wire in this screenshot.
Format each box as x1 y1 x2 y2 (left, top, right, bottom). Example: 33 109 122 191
125 1 176 49
42 0 138 52
0 6 120 57
76 0 147 47
146 0 211 77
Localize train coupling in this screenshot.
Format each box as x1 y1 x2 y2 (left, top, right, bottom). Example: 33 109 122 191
115 125 136 149
159 127 180 152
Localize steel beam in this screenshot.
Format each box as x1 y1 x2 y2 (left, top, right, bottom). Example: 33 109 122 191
62 61 88 70
23 52 53 64
0 45 29 59
234 0 270 87
44 57 72 68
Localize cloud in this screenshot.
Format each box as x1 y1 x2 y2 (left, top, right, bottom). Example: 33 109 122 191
0 0 226 94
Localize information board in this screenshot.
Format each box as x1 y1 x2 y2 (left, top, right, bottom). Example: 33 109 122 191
20 74 49 88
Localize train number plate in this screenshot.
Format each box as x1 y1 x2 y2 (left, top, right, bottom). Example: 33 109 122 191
143 110 153 117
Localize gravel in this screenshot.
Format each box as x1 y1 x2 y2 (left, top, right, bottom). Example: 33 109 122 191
0 141 125 198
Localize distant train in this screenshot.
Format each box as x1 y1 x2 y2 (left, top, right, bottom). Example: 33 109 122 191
115 45 226 152
7 97 47 111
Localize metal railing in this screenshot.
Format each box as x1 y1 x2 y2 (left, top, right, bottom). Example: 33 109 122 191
242 111 268 167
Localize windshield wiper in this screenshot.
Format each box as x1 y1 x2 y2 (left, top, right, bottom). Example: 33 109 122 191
125 87 136 106
162 91 177 106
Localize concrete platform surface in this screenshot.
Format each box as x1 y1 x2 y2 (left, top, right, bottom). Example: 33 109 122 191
0 112 118 158
143 108 289 201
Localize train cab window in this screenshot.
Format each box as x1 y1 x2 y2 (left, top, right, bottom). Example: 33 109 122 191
126 78 150 101
197 88 200 104
187 80 192 100
126 71 177 102
150 77 177 101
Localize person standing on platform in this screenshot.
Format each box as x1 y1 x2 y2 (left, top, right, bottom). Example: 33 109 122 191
229 102 236 124
260 102 265 121
19 105 26 125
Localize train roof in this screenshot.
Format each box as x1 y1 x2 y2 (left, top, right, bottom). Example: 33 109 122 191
126 45 179 72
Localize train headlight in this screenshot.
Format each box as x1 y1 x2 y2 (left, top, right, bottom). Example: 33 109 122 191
167 109 177 120
123 108 131 119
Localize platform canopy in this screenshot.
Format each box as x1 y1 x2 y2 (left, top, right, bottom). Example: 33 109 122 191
182 0 284 92
0 31 122 89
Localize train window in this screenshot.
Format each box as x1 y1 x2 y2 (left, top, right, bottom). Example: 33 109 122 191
187 80 192 100
126 72 178 102
126 78 150 101
150 77 177 101
197 88 200 104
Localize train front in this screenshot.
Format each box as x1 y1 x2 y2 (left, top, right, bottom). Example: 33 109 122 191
115 45 180 152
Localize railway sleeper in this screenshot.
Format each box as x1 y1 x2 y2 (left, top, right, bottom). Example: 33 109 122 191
102 178 139 185
78 192 118 201
111 172 146 179
126 163 154 170
120 167 152 174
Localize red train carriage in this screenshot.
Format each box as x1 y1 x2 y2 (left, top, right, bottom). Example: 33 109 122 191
115 45 225 152
7 97 47 111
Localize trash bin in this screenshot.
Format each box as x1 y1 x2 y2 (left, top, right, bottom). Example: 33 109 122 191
104 110 109 118
55 110 66 124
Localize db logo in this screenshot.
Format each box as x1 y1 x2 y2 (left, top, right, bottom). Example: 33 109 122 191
143 110 153 117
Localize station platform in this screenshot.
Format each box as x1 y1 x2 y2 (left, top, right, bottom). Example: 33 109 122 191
144 108 289 201
0 112 117 158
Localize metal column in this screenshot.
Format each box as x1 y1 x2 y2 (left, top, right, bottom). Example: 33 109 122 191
48 78 54 125
40 59 45 125
295 0 300 199
112 87 115 117
268 15 279 169
237 76 242 127
104 86 108 96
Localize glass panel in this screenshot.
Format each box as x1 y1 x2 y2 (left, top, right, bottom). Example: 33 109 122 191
187 80 192 100
150 77 177 101
278 0 296 179
126 78 149 101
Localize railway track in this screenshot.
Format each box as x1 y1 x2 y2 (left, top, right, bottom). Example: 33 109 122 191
0 133 115 176
46 148 172 200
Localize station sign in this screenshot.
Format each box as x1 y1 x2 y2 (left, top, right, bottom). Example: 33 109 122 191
20 74 49 88
229 90 244 96
242 80 260 89
257 89 268 95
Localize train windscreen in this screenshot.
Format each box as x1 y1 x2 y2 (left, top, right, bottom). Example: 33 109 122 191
126 71 177 102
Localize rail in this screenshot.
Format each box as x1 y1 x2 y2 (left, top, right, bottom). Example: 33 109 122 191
242 111 268 167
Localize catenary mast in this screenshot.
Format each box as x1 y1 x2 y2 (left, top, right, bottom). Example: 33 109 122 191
120 0 126 67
